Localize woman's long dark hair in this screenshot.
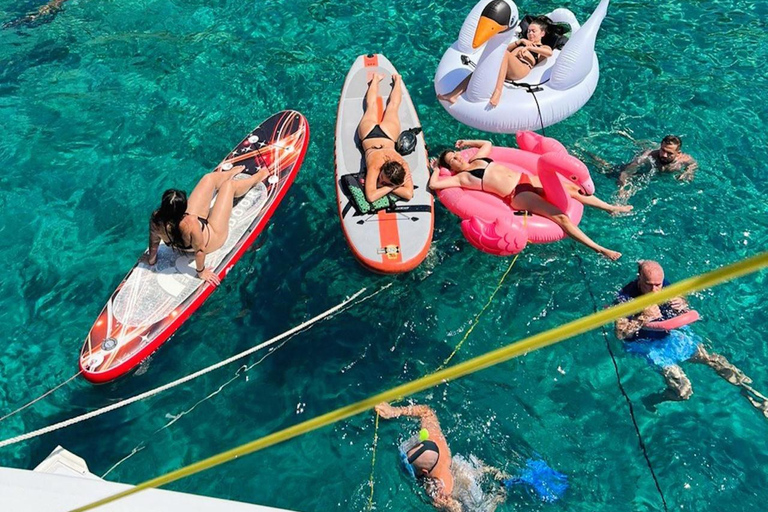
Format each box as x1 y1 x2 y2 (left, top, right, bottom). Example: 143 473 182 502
151 189 187 250
530 15 567 37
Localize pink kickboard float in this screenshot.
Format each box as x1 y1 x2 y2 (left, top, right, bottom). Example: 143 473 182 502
435 131 594 256
643 310 701 332
79 111 309 384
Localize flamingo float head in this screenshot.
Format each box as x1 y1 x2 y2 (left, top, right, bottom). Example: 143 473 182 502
518 130 595 196
472 0 519 49
539 151 595 200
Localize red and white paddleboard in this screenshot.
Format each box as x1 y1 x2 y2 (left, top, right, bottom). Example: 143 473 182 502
79 110 309 384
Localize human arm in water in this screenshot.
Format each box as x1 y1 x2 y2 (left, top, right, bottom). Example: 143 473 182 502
614 296 692 339
618 150 652 186
676 154 698 182
375 403 449 448
432 492 463 512
615 304 662 340
3 0 68 28
667 296 689 312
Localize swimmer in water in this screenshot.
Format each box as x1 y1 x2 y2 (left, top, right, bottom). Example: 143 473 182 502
3 0 68 28
587 135 698 200
375 402 508 512
615 260 765 411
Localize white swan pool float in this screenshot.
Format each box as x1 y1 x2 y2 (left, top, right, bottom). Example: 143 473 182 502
434 0 610 133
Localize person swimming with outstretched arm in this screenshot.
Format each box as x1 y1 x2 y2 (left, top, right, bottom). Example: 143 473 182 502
375 402 513 512
430 139 626 260
147 165 270 286
617 135 698 185
374 401 568 510
3 0 68 28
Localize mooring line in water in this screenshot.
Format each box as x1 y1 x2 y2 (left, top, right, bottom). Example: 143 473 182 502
366 253 520 507
0 371 82 424
102 325 306 478
366 412 380 511
65 252 768 512
576 256 669 512
0 285 388 449
438 253 520 371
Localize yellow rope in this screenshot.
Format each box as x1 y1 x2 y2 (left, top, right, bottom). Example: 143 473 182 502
68 251 768 512
367 252 519 508
438 253 520 371
366 412 379 511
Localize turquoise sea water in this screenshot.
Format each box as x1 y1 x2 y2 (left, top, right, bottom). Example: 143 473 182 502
0 0 766 511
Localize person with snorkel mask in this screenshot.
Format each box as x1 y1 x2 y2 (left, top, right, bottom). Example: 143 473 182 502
375 402 459 509
375 402 567 511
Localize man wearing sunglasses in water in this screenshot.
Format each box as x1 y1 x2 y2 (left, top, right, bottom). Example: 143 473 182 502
586 134 699 200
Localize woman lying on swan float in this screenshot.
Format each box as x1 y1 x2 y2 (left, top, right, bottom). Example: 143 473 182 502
434 0 611 133
430 131 630 259
439 15 563 107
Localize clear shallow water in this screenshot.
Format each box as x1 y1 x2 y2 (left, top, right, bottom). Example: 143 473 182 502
0 0 766 511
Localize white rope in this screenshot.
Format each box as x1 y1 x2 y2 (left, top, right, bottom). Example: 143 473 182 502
0 285 388 449
0 371 82 423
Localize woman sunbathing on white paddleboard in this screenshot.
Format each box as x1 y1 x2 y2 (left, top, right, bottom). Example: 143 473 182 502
147 165 269 286
359 73 414 202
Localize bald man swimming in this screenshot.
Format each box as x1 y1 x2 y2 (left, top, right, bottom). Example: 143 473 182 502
615 260 763 410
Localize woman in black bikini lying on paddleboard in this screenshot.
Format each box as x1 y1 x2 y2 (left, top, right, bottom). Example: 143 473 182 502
358 73 414 203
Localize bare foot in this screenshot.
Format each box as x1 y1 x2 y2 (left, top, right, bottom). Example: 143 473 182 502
610 204 634 214
742 388 768 418
599 248 622 261
721 368 752 386
217 164 245 175
391 73 401 86
437 93 458 105
233 167 268 198
489 89 501 108
368 73 384 85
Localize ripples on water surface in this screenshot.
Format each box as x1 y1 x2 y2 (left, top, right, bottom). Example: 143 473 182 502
0 0 766 511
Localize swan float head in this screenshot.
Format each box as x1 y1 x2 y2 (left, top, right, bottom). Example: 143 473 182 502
456 0 518 53
472 0 519 49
